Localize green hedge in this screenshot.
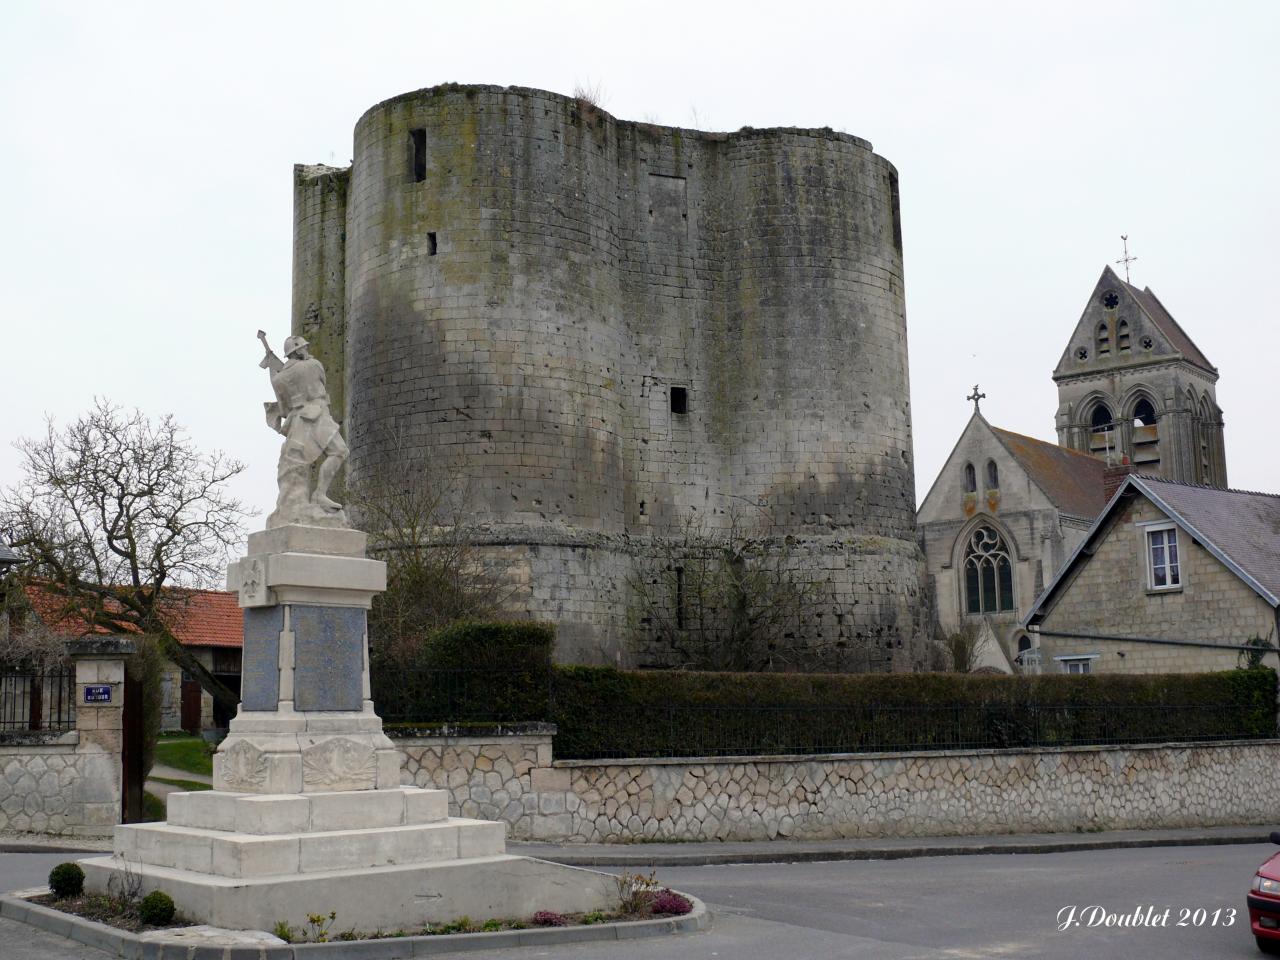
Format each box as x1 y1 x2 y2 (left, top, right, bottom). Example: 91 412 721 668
369 622 1277 757
547 666 1277 758
372 621 553 724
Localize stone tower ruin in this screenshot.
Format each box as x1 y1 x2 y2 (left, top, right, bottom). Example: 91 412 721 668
292 84 927 668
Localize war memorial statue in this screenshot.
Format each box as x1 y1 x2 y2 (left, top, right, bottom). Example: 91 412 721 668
77 327 615 931
256 329 349 529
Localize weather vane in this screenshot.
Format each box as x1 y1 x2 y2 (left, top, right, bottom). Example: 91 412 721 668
1116 235 1137 284
967 384 986 413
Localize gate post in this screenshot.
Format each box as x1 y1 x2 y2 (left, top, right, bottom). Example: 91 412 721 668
65 637 135 831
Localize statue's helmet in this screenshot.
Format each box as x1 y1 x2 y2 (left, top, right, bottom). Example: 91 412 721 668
283 335 310 356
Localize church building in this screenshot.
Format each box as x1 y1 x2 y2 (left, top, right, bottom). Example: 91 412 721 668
918 265 1225 672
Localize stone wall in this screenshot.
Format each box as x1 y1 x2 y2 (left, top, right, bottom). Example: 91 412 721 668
0 733 118 835
297 83 928 668
0 639 131 836
395 725 555 840
394 731 1280 843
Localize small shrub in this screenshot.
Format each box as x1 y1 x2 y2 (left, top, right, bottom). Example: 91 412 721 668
651 889 693 916
48 863 85 899
616 870 658 914
138 891 175 926
481 918 503 932
273 920 295 942
306 911 337 943
532 910 568 927
582 910 606 925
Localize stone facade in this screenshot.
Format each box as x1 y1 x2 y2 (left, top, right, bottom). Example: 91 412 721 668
1054 266 1226 487
917 415 1102 668
293 84 928 668
394 730 1280 842
1031 493 1278 673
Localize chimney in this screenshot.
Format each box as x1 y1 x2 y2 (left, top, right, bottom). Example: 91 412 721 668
1104 457 1135 501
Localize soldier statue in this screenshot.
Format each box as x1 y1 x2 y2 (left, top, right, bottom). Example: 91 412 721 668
257 330 349 528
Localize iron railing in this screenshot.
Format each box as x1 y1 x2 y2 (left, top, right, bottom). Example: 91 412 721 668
373 666 552 725
552 701 1266 760
0 671 76 732
371 666 1271 759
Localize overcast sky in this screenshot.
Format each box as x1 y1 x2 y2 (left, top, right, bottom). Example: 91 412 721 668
2 1 1276 536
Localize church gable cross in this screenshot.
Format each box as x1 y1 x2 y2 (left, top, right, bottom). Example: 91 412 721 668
967 384 986 413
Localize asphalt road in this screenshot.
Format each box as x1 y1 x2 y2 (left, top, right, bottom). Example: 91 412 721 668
0 843 1273 958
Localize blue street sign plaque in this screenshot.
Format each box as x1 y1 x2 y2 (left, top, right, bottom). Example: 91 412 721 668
83 685 111 704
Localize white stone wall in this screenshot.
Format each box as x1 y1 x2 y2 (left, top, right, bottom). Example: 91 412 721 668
395 734 1280 843
0 734 120 835
397 730 554 840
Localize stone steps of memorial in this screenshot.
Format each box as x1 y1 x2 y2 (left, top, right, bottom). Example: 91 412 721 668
114 816 504 878
166 786 447 834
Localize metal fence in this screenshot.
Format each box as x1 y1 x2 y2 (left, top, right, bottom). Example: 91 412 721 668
372 666 1271 759
0 671 76 733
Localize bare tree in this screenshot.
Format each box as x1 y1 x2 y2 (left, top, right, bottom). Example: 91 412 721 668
628 507 836 672
0 400 248 712
345 436 512 670
936 622 988 673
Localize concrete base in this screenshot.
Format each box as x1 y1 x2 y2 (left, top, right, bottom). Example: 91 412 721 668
213 707 401 793
80 853 618 932
81 786 618 931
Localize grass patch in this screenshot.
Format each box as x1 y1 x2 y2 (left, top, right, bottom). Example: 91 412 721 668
147 776 211 792
141 791 166 823
154 736 214 777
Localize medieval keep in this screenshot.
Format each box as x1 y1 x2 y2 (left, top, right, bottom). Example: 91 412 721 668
918 266 1228 672
291 84 929 668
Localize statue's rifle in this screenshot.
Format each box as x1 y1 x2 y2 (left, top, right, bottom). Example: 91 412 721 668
257 329 284 374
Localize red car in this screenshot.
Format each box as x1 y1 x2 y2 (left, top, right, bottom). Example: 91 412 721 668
1250 832 1280 953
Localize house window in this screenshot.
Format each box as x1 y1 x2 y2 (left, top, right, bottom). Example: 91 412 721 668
963 463 976 493
1147 526 1181 590
963 525 1015 614
1058 656 1097 675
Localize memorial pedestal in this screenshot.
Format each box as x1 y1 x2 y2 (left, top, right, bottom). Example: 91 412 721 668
81 524 616 931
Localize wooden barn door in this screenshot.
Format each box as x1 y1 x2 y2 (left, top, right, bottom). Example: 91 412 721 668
180 677 203 734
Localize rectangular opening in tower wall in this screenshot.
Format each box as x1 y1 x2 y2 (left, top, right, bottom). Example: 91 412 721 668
427 232 437 256
410 129 426 182
670 386 687 415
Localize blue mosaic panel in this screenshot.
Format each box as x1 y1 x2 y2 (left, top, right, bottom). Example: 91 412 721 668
240 606 284 711
291 605 366 712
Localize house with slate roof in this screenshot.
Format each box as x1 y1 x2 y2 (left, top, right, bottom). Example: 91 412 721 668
917 411 1108 671
1023 476 1280 675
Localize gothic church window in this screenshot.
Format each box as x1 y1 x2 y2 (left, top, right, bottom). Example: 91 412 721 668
1117 319 1130 352
1096 321 1111 356
986 460 999 489
964 525 1014 614
963 463 976 493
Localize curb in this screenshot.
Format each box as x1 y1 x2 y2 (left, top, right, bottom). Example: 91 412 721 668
0 845 105 855
0 891 709 959
513 830 1273 867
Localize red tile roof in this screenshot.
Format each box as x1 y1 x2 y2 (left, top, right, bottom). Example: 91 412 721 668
990 427 1108 521
24 585 242 649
